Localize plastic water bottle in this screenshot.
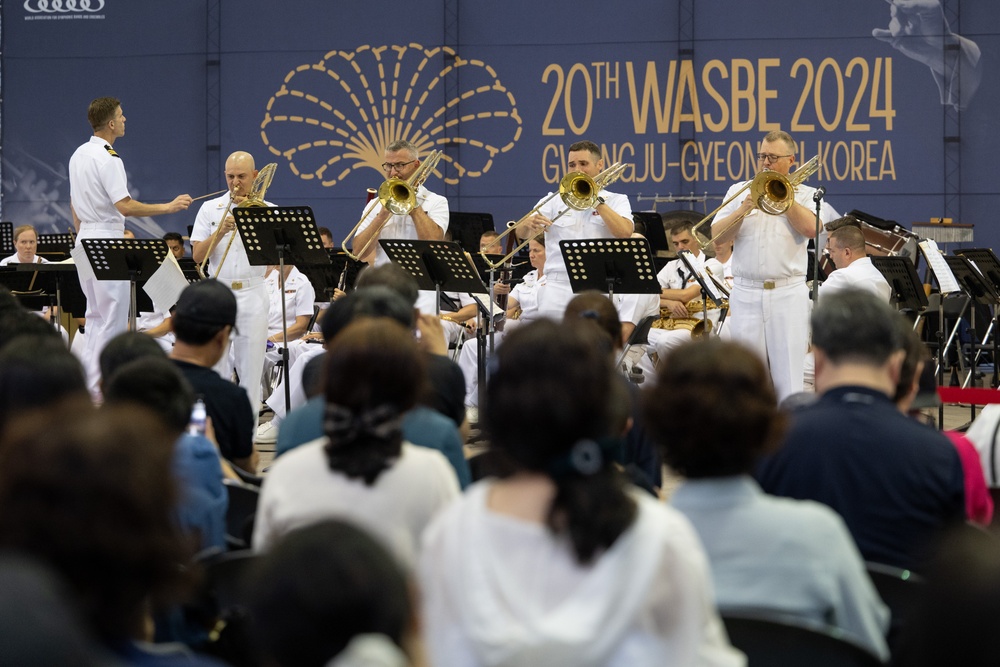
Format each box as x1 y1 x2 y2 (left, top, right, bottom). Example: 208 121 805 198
188 398 207 436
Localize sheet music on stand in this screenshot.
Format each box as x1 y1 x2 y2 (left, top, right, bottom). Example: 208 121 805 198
918 239 962 294
143 251 191 313
77 238 170 328
955 249 1000 295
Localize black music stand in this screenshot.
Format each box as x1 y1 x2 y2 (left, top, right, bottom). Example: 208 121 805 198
945 255 999 399
80 239 167 332
956 248 1000 388
9 263 87 336
559 237 661 300
0 265 50 313
176 257 202 283
380 239 487 307
870 256 928 314
0 222 13 256
676 250 726 339
37 233 75 261
233 206 329 411
297 249 364 303
447 212 495 254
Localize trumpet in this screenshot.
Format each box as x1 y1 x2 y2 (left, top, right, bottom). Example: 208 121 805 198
341 150 444 262
482 161 629 269
201 163 277 279
690 155 821 249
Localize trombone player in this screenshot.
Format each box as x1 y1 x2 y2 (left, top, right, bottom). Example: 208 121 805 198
353 139 450 315
516 140 633 320
190 151 271 419
711 130 839 401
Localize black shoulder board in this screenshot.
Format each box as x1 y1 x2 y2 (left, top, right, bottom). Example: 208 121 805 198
104 144 120 158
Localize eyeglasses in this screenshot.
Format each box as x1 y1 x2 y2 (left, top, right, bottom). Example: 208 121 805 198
381 160 416 172
756 153 792 163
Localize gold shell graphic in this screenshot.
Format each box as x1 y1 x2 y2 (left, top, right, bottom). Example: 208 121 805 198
261 43 522 187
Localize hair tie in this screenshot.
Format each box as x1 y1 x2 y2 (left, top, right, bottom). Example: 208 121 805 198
578 309 600 321
324 403 403 444
548 439 608 480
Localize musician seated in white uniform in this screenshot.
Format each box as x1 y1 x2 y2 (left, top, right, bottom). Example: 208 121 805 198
261 263 317 398
803 222 893 390
647 223 725 366
820 222 892 302
0 225 48 267
459 234 547 410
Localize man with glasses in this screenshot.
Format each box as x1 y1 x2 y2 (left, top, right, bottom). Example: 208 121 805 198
353 139 449 315
711 131 839 401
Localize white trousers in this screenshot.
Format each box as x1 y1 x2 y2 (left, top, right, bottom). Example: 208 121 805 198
213 282 269 422
728 282 810 402
76 225 129 392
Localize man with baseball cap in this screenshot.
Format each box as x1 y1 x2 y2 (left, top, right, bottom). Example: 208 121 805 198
169 279 257 473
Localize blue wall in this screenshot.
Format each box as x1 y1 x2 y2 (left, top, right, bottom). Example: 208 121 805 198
4 0 998 252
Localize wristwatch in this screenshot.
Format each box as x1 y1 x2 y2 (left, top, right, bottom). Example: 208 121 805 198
595 196 606 207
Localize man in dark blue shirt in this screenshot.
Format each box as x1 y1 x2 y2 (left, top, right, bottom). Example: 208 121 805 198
756 289 964 571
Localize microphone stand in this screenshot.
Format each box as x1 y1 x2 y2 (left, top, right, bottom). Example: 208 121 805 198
812 187 825 304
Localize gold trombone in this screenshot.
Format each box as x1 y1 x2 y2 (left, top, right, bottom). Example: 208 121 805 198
197 163 277 279
691 155 821 249
481 161 629 269
341 149 444 262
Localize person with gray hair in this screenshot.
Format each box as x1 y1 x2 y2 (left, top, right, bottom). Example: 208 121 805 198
756 289 965 571
352 139 449 316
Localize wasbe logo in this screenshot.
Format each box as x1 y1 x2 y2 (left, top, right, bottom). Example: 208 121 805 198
24 0 105 19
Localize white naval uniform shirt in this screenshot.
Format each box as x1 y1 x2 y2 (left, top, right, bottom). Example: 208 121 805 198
265 266 316 336
0 254 48 267
191 194 274 283
715 180 838 282
819 256 892 303
356 185 450 267
69 136 130 227
534 189 632 282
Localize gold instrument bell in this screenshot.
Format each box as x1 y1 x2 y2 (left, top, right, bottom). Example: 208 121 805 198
652 298 729 338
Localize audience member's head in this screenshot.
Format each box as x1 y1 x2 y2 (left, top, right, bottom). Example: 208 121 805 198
0 287 61 351
323 318 425 485
644 339 785 478
103 356 196 435
99 331 167 389
354 263 419 309
483 319 634 564
811 289 905 391
171 278 236 347
319 286 413 344
0 404 189 645
563 291 622 353
0 336 88 435
247 520 415 667
894 317 932 409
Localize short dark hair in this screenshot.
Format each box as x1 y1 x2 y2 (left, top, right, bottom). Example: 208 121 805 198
323 319 424 485
894 316 929 404
811 289 904 366
644 339 785 477
670 221 695 237
162 232 183 243
247 520 413 667
354 264 419 308
318 227 333 239
87 97 120 131
103 357 196 434
829 225 866 254
483 319 635 564
99 331 166 383
319 286 413 342
568 140 601 160
0 336 88 434
0 404 189 643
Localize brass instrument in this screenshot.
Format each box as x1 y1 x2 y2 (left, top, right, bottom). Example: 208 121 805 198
651 298 729 337
482 162 629 269
341 150 444 262
690 155 821 249
208 163 277 279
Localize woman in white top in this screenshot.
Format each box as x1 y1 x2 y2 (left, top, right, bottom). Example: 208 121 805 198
503 234 546 326
253 317 460 569
0 225 49 266
419 319 744 667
